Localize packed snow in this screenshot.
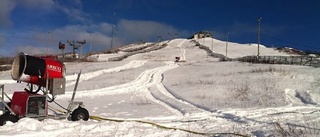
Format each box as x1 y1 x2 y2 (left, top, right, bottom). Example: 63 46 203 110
0 38 320 137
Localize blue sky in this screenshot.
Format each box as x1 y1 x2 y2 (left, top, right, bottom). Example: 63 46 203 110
0 0 319 56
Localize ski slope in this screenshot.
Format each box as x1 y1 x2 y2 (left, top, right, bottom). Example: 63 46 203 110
0 38 320 137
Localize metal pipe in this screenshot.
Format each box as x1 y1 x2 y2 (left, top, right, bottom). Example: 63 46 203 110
258 17 262 57
226 32 229 57
67 70 82 112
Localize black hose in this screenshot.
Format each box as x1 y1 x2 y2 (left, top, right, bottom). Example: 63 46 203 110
24 84 41 94
52 100 68 111
46 94 56 103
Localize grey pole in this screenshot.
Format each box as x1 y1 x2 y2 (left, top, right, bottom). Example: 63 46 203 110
258 17 262 57
111 25 114 49
211 36 213 51
47 32 51 55
110 12 116 50
226 32 229 57
90 34 93 53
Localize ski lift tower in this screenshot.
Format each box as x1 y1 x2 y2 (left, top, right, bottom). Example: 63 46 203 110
67 40 86 59
77 40 86 58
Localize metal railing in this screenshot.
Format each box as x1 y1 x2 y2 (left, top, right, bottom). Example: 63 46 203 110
238 56 320 67
0 85 14 114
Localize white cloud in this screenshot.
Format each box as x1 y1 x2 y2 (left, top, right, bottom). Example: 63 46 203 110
0 0 16 27
0 0 191 56
0 0 91 27
1 20 189 56
54 0 91 23
27 24 115 53
95 23 113 34
15 0 90 23
23 20 188 54
117 19 183 42
15 45 58 55
17 0 55 11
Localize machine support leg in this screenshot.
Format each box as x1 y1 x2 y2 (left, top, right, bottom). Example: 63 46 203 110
0 85 15 114
67 70 82 113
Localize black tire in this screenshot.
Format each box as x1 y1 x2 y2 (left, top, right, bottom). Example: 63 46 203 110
71 107 89 121
0 113 19 126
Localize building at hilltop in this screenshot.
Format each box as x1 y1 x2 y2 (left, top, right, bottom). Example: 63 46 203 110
188 30 212 39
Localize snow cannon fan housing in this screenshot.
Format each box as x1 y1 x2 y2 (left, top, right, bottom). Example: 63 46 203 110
11 52 66 95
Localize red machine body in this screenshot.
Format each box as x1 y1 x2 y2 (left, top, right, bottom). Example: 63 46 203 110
11 52 65 86
0 52 88 125
10 91 47 117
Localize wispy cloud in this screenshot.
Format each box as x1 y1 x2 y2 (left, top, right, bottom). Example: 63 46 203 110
54 0 91 23
17 0 55 11
117 19 185 42
1 19 189 56
114 0 178 10
27 23 115 54
0 0 190 56
0 0 16 27
4 0 91 25
15 45 52 55
18 0 89 24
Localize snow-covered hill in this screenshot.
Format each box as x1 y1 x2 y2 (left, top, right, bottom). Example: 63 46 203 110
0 38 320 137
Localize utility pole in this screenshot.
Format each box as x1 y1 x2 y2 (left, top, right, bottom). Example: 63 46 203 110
226 32 229 57
111 25 115 49
211 37 213 51
157 36 162 45
47 32 51 55
210 31 213 51
110 12 116 50
257 17 262 57
90 34 93 53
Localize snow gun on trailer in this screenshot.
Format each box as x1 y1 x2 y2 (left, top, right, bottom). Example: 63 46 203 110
0 52 89 126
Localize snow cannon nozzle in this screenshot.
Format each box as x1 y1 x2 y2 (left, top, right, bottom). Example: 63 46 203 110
11 52 65 86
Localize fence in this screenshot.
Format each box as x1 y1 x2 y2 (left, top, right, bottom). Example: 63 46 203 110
108 42 170 61
238 56 320 67
191 40 320 68
192 40 233 61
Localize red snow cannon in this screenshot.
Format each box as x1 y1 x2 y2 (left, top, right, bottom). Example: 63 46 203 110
11 52 65 86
